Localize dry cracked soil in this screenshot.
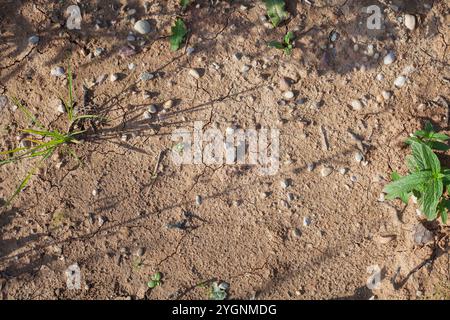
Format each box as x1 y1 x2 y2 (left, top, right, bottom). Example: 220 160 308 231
0 0 449 300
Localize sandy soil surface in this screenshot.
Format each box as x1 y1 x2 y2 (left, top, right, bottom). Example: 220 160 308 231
0 0 449 300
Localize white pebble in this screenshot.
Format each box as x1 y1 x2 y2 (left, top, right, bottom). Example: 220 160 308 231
354 151 363 163
382 90 392 100
404 14 416 30
350 99 363 111
283 91 295 100
134 20 151 34
189 68 201 79
110 73 119 82
321 166 333 177
241 65 250 73
163 100 173 109
51 66 65 77
394 76 407 88
383 51 396 65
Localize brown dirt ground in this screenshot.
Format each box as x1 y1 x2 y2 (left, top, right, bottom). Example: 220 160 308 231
0 0 449 300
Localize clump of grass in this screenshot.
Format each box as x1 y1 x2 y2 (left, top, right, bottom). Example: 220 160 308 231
268 31 294 55
0 65 97 206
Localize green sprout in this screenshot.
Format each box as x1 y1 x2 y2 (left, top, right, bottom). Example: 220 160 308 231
147 272 162 289
263 0 289 27
268 31 294 55
169 18 188 51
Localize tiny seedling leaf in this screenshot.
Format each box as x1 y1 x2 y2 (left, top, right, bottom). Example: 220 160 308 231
268 41 285 49
180 0 190 10
264 0 288 27
170 18 188 51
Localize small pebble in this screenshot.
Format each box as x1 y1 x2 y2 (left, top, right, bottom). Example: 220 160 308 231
94 48 104 57
394 76 407 88
189 68 201 79
96 74 107 84
381 90 392 100
404 14 416 30
280 179 290 189
0 96 8 109
350 175 357 182
163 100 174 109
307 163 315 172
303 217 311 227
134 20 151 34
241 65 250 73
339 168 347 175
186 47 195 55
51 66 65 77
321 166 333 177
128 63 136 70
28 35 39 45
110 73 120 82
350 99 363 111
376 73 384 81
56 100 65 113
195 195 202 205
292 228 302 238
283 91 295 100
354 151 363 163
92 189 98 196
127 34 136 42
140 72 154 81
143 111 151 119
148 104 157 113
383 51 396 65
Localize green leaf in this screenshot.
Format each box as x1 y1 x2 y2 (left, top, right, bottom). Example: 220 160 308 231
430 132 450 141
391 172 411 204
383 171 433 200
147 280 157 288
424 121 434 133
151 272 161 281
405 155 420 173
264 0 288 27
428 141 450 151
180 0 190 10
411 142 440 174
268 41 284 49
169 18 188 51
284 31 294 45
419 177 442 220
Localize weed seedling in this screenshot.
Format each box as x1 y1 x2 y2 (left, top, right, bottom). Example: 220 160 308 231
170 18 188 51
180 0 190 10
263 0 289 27
383 122 450 223
268 31 294 55
208 281 228 300
0 65 98 205
147 272 162 289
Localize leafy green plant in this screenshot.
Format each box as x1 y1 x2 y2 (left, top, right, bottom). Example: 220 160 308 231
180 0 190 10
383 122 450 223
268 31 294 55
263 0 289 27
169 18 188 51
0 65 97 206
147 272 162 289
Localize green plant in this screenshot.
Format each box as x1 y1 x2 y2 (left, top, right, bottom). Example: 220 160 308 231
169 18 188 51
268 31 294 55
180 0 190 10
383 122 450 224
263 0 288 27
147 272 162 289
0 65 98 206
208 281 228 300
